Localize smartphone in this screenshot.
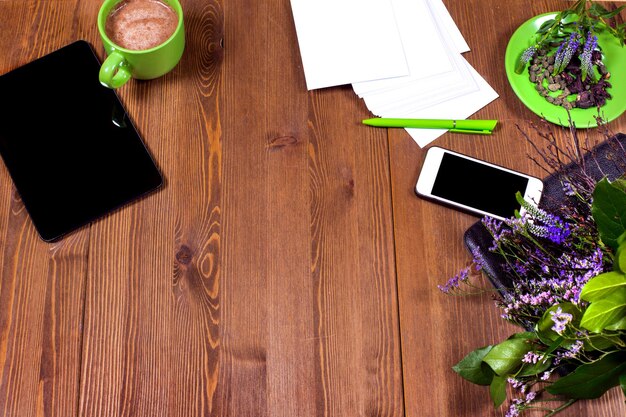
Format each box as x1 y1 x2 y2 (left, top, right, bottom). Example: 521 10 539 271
415 146 544 221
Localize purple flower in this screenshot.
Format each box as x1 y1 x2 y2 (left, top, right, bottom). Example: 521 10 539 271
522 351 543 364
550 306 573 334
471 246 486 271
516 45 538 73
520 45 537 65
553 42 566 71
522 203 571 244
513 263 528 275
541 371 552 381
560 340 584 359
554 33 580 74
507 377 524 390
580 31 598 80
438 267 470 293
505 404 520 417
553 340 584 365
562 181 576 196
546 221 571 244
482 216 510 250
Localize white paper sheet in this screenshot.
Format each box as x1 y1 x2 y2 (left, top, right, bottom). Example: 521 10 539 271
357 52 477 114
403 63 499 147
289 0 409 90
355 0 479 117
351 0 453 96
428 0 469 53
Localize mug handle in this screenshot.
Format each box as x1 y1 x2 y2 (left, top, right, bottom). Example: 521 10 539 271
99 51 131 88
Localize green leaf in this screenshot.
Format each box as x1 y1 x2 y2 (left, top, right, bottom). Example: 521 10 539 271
580 271 626 303
509 331 537 340
580 292 626 333
545 336 565 356
592 178 626 250
537 19 556 34
620 372 626 398
547 352 626 399
453 346 495 386
483 339 531 376
589 3 625 19
617 238 626 273
583 334 623 351
607 6 626 19
573 1 585 15
589 2 610 17
606 315 626 331
490 375 507 408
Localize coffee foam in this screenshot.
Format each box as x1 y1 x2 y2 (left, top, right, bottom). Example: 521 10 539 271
106 0 178 51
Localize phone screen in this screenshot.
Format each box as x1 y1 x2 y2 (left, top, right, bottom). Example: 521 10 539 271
431 152 530 219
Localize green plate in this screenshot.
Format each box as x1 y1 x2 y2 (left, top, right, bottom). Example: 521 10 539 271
505 12 626 128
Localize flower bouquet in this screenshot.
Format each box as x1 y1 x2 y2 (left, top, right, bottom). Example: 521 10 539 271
443 121 626 416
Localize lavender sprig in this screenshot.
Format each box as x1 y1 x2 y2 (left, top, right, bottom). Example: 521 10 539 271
580 31 598 81
515 45 538 74
553 33 580 75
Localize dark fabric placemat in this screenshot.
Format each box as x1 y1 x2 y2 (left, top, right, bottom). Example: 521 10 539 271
463 132 626 293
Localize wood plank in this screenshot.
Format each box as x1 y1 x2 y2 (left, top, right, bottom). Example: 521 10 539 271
304 86 403 416
216 0 403 415
0 3 87 417
77 0 224 416
392 1 626 416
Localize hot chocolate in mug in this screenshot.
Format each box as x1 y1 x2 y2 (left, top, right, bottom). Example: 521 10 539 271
97 0 185 88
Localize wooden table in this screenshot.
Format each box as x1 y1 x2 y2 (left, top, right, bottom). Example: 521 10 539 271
0 1 624 416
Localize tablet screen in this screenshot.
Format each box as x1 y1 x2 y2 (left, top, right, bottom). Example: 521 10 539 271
0 40 163 242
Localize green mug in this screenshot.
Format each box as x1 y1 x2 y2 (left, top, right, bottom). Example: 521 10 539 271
97 0 185 88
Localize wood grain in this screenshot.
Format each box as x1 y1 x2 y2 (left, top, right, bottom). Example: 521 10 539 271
78 0 224 415
0 0 623 416
217 0 402 415
0 3 87 417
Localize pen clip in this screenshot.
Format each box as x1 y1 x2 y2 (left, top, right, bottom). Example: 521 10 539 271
449 128 493 135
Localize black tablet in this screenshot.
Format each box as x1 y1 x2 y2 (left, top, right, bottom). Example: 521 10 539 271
0 40 163 242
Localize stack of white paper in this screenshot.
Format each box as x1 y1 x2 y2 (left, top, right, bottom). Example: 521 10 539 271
290 0 499 147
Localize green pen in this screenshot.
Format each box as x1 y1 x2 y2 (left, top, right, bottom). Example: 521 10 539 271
362 117 498 135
